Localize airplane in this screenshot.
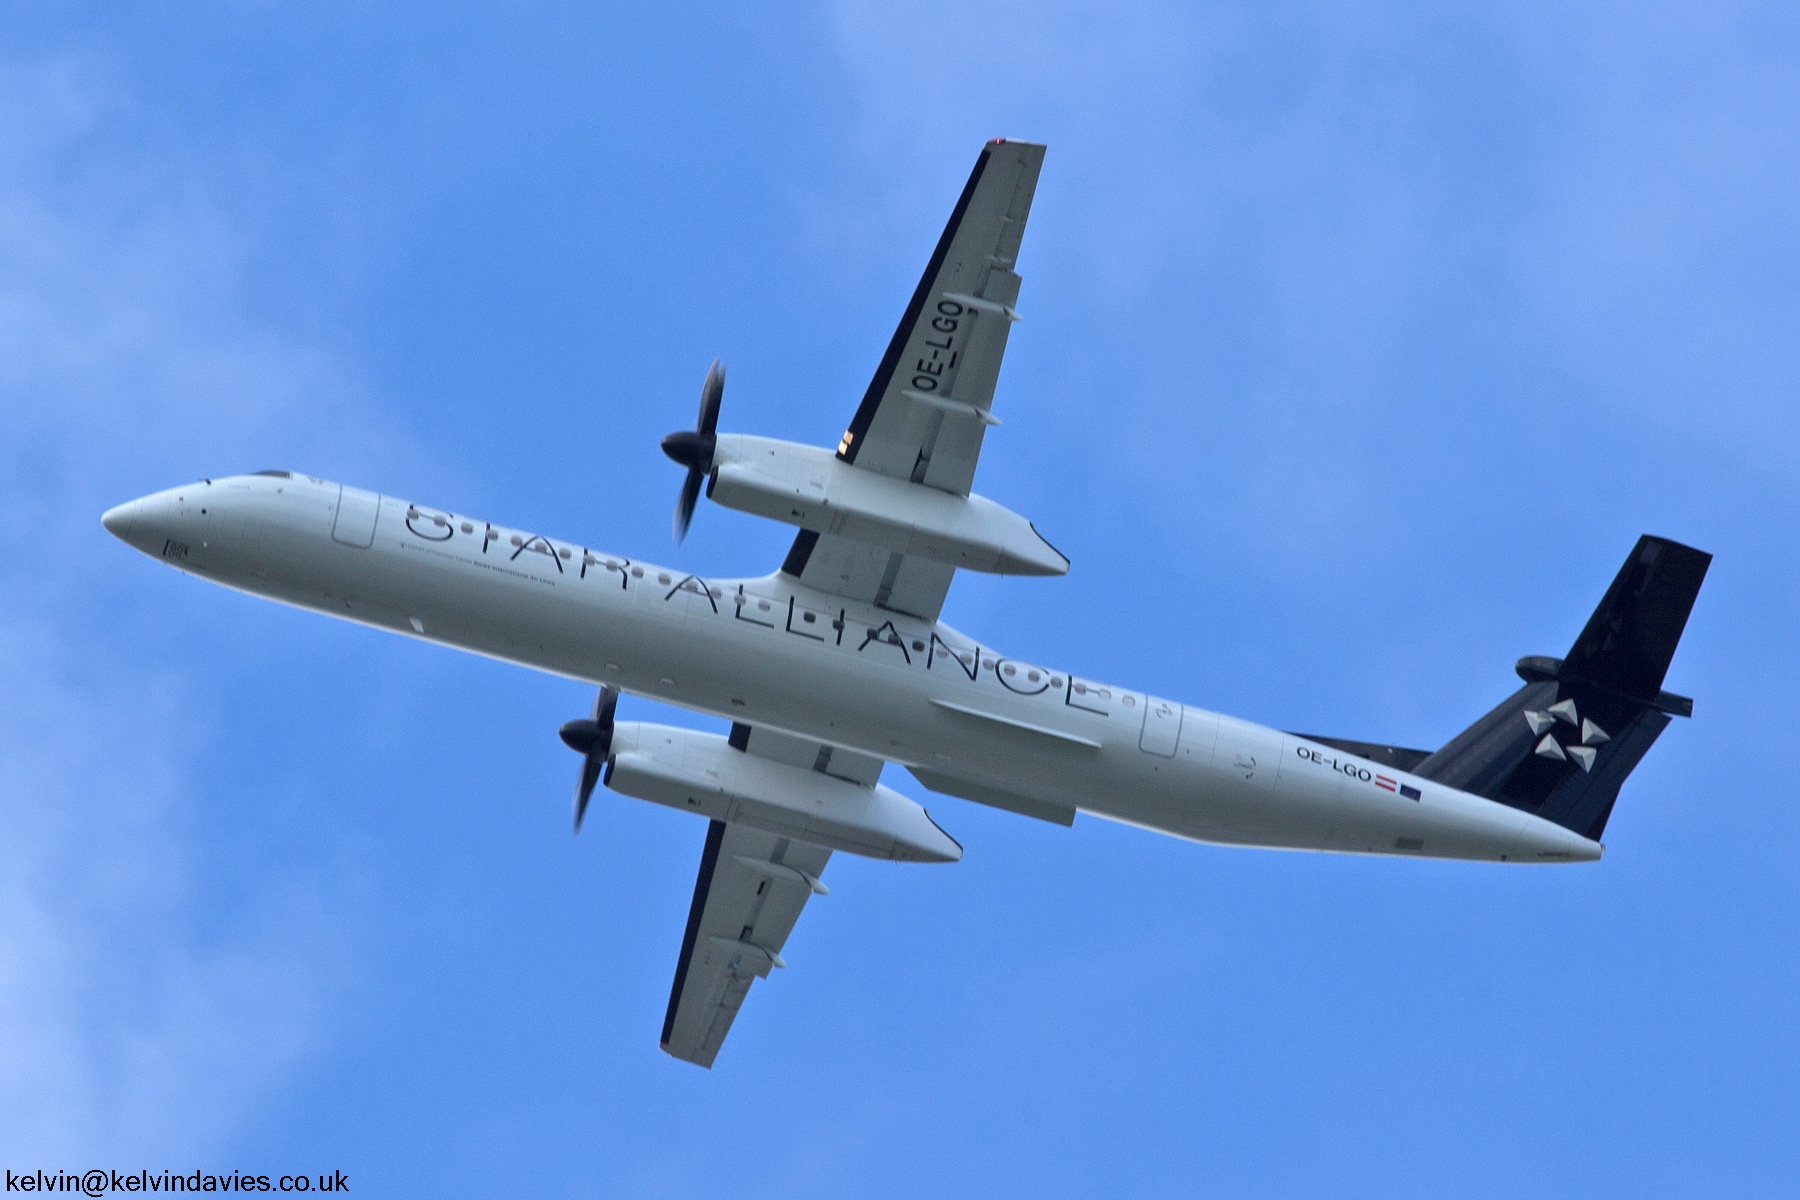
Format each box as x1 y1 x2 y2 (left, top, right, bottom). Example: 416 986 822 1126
101 139 1711 1069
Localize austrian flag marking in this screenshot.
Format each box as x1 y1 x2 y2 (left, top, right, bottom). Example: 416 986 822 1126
1294 745 1425 801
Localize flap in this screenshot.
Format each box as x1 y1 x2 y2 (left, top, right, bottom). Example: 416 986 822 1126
908 766 1077 827
780 529 957 622
728 721 885 786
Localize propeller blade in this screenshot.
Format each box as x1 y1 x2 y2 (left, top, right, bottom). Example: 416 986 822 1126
573 755 602 833
662 359 726 543
674 468 702 542
565 686 619 835
697 358 724 437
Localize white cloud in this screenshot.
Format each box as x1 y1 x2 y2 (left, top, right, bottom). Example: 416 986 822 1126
0 52 373 1159
0 625 344 1159
823 0 1800 572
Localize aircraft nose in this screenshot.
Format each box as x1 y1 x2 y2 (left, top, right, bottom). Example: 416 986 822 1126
102 494 174 556
101 499 142 541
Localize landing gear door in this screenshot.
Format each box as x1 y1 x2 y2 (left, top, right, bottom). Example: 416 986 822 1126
1139 697 1182 757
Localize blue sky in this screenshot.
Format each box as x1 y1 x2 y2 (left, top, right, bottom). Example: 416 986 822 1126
3 2 1797 1195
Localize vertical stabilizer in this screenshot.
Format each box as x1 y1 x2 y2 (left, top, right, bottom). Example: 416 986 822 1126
1560 536 1712 706
1414 536 1710 841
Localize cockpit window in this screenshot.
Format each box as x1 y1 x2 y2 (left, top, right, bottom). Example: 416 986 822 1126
253 470 292 478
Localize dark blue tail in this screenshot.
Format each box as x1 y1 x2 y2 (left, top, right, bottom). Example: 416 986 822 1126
1411 536 1711 841
1298 536 1710 841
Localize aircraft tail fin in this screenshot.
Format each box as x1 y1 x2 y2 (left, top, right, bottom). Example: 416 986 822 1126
1413 535 1711 842
1559 535 1712 706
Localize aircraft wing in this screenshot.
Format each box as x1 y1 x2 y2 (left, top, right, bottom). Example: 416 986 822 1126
660 724 883 1067
780 138 1046 622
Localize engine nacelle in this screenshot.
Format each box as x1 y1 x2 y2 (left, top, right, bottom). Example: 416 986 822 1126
604 722 963 863
706 435 1067 577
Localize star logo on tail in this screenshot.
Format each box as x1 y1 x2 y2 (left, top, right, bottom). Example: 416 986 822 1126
1523 699 1610 771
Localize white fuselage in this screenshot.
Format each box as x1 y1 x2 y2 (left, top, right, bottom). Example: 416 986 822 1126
103 472 1602 864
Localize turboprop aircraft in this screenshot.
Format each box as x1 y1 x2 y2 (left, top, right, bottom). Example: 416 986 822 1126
101 139 1711 1069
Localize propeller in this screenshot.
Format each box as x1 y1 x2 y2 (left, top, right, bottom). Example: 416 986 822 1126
558 685 618 834
660 358 725 542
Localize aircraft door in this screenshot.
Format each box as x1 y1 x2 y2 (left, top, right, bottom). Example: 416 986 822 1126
1139 696 1182 757
331 484 380 548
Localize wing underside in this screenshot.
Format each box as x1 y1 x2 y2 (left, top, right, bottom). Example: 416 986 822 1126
660 818 832 1067
660 724 883 1067
782 139 1046 622
663 142 1049 1063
